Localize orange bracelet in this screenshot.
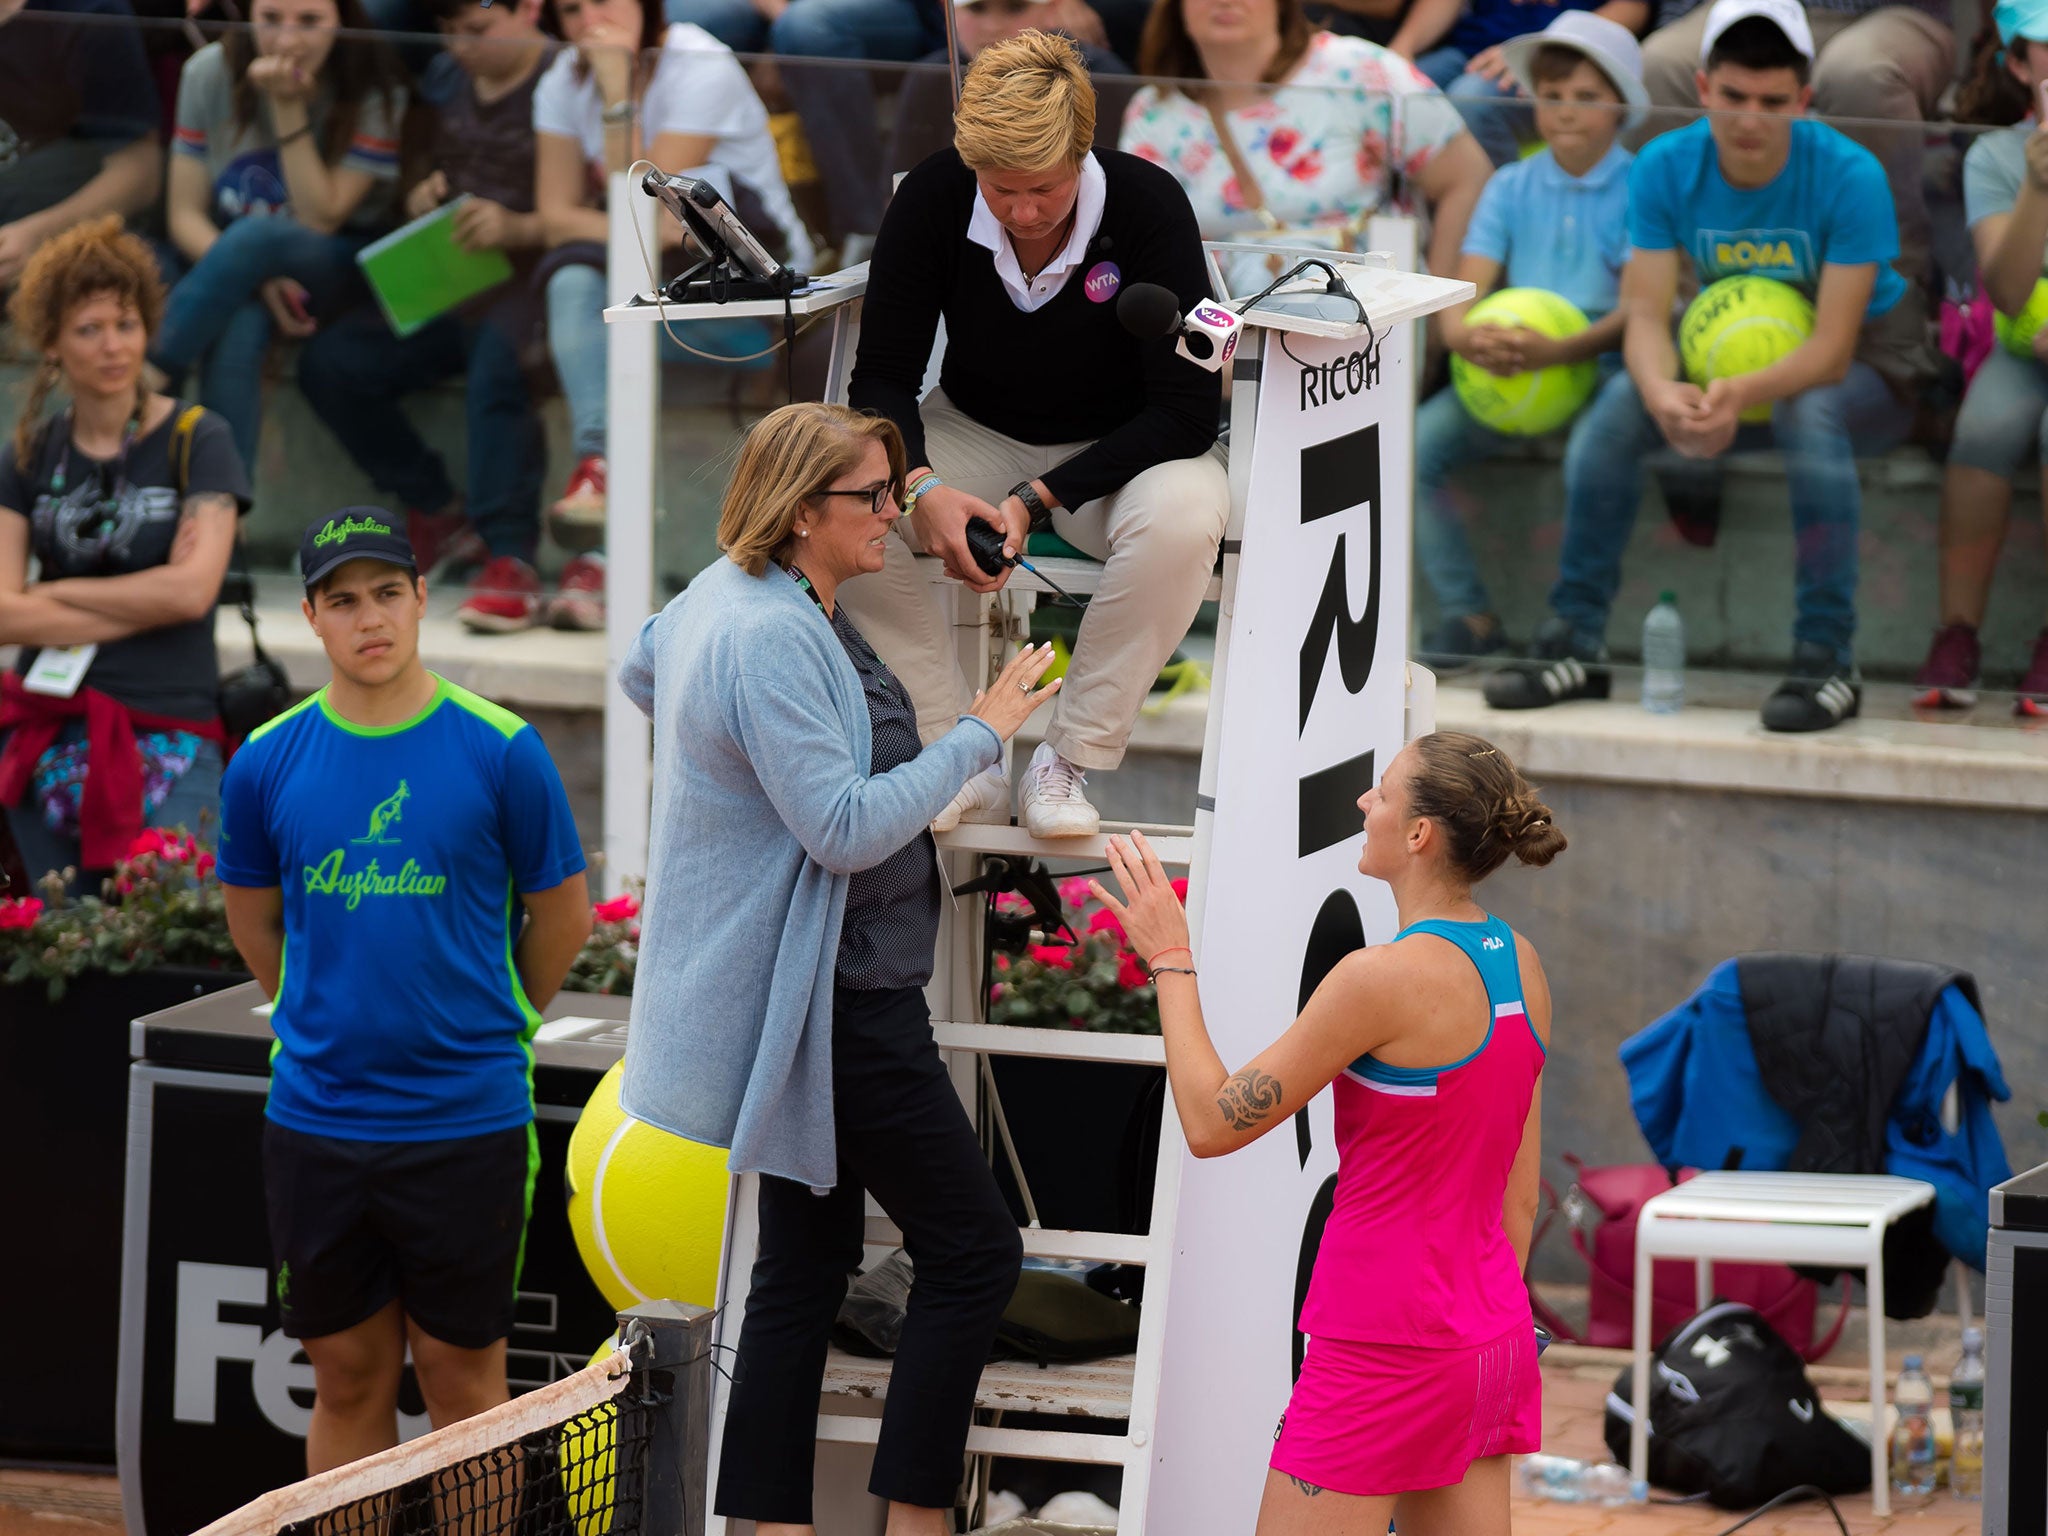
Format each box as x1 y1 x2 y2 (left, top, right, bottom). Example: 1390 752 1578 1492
1147 946 1192 967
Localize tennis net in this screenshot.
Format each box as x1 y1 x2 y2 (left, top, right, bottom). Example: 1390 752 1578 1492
190 1347 652 1536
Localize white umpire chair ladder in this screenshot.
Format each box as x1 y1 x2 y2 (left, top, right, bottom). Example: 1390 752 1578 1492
603 226 1467 1534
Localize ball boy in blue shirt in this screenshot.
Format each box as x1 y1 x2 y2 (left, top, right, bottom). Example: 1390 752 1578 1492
1419 11 1646 669
217 509 592 1472
1485 0 1919 732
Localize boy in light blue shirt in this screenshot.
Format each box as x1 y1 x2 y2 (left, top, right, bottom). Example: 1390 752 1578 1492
1418 11 1645 669
1485 0 1919 733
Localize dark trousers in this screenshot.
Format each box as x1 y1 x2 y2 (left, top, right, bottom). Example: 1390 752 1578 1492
297 288 545 561
714 984 1022 1523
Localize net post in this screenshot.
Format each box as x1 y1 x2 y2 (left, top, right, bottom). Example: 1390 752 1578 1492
618 1300 714 1536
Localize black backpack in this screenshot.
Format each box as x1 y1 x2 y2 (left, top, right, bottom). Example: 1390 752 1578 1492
1603 1301 1870 1509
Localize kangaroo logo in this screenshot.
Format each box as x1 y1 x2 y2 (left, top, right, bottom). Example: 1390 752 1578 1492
353 780 410 845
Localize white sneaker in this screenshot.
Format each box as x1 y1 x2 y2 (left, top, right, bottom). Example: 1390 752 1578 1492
1019 744 1100 839
932 765 1009 833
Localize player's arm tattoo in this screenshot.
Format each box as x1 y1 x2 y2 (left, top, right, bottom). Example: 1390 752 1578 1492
1216 1068 1282 1131
1286 1475 1325 1498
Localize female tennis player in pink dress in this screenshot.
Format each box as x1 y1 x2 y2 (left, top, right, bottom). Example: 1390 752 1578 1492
1093 730 1566 1535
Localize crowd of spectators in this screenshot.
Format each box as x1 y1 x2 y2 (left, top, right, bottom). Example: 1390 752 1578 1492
0 0 2044 729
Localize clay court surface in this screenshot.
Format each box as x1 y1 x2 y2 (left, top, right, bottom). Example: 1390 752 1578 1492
0 1352 1983 1536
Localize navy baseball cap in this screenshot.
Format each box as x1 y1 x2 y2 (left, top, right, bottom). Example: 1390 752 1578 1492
300 507 419 590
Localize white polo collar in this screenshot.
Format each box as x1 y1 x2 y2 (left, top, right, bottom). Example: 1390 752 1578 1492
967 152 1107 314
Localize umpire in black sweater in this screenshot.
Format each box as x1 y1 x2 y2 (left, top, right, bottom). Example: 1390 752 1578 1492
840 29 1227 841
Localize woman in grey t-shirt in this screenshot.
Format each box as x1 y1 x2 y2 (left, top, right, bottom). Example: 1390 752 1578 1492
148 0 407 471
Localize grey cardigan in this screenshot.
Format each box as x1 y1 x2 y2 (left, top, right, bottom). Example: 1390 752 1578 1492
617 556 1001 1188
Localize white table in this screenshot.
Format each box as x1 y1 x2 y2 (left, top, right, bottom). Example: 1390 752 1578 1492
1629 1170 1937 1516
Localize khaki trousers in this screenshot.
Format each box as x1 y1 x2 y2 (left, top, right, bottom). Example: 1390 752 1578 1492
835 390 1230 771
1636 5 1954 285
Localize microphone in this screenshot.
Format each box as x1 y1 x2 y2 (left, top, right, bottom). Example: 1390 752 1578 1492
1115 282 1244 372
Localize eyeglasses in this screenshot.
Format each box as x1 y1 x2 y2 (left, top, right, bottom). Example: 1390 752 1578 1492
812 482 897 516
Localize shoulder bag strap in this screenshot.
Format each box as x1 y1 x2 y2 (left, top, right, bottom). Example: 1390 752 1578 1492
1203 95 1276 228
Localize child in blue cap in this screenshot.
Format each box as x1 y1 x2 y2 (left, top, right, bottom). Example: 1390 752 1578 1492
1914 0 2048 715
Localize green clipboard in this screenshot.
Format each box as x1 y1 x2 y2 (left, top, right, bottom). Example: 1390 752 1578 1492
355 194 515 337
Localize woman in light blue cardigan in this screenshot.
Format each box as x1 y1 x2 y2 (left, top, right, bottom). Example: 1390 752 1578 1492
619 402 1058 1536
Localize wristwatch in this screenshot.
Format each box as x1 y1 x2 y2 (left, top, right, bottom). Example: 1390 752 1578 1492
1010 479 1052 532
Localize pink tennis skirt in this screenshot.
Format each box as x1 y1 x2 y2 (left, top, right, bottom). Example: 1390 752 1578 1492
1269 1320 1542 1498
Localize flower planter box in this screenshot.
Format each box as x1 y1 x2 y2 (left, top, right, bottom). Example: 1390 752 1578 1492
1 966 247 1464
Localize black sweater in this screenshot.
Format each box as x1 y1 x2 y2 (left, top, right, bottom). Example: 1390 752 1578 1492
848 148 1220 512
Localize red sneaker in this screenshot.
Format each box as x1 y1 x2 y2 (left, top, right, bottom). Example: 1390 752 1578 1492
2016 631 2048 718
1911 623 1980 709
552 552 606 632
457 556 544 634
406 505 486 580
549 457 607 553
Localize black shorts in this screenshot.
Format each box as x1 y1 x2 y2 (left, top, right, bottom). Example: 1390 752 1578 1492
262 1120 538 1348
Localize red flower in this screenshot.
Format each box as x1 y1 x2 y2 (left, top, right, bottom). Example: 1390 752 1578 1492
1287 149 1325 183
1171 877 1189 902
1117 953 1148 989
994 891 1029 913
1057 876 1094 909
1027 943 1074 970
594 893 641 924
1088 907 1126 943
1267 126 1300 162
196 853 216 881
128 829 168 859
0 896 43 930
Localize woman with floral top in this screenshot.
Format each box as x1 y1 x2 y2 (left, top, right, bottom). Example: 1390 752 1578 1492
1120 0 1491 298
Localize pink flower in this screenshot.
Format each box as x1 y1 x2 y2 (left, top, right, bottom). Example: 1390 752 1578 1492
1027 943 1074 970
0 896 43 930
1267 126 1300 163
594 893 641 924
1171 877 1189 903
993 953 1011 972
1057 876 1094 909
994 892 1029 913
1088 907 1126 943
196 852 216 881
1131 140 1167 166
128 829 168 859
1287 149 1325 183
1117 953 1148 990
1181 138 1214 176
1220 176 1247 212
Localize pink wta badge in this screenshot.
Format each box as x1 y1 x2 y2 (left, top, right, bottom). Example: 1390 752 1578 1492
1083 262 1122 302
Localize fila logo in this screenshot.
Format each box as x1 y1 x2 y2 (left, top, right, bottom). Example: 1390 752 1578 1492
1690 1333 1733 1369
1482 935 1505 951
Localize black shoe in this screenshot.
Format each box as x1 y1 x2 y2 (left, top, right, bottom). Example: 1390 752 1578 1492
1417 614 1508 673
1483 618 1611 710
1760 642 1861 732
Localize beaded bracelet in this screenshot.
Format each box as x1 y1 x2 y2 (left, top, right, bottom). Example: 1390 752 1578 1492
1152 966 1197 979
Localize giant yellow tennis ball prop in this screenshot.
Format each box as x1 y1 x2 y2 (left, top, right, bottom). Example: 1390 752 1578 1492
562 1336 622 1536
1450 288 1599 436
1994 279 2048 358
1679 276 1815 423
565 1061 730 1313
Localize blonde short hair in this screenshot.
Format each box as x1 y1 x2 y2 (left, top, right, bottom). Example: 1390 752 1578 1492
953 30 1096 175
719 402 907 577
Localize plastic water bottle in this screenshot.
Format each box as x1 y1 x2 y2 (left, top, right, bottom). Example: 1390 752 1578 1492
1641 591 1686 714
1891 1354 1938 1496
1516 1455 1644 1505
1950 1328 1986 1500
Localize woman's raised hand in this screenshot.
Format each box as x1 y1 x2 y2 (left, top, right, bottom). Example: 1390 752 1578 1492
967 642 1061 742
1090 832 1190 971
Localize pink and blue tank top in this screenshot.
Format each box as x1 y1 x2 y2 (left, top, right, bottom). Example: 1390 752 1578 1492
1297 913 1547 1349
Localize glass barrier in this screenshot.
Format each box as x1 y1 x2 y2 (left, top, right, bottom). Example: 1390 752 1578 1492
0 8 2034 735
